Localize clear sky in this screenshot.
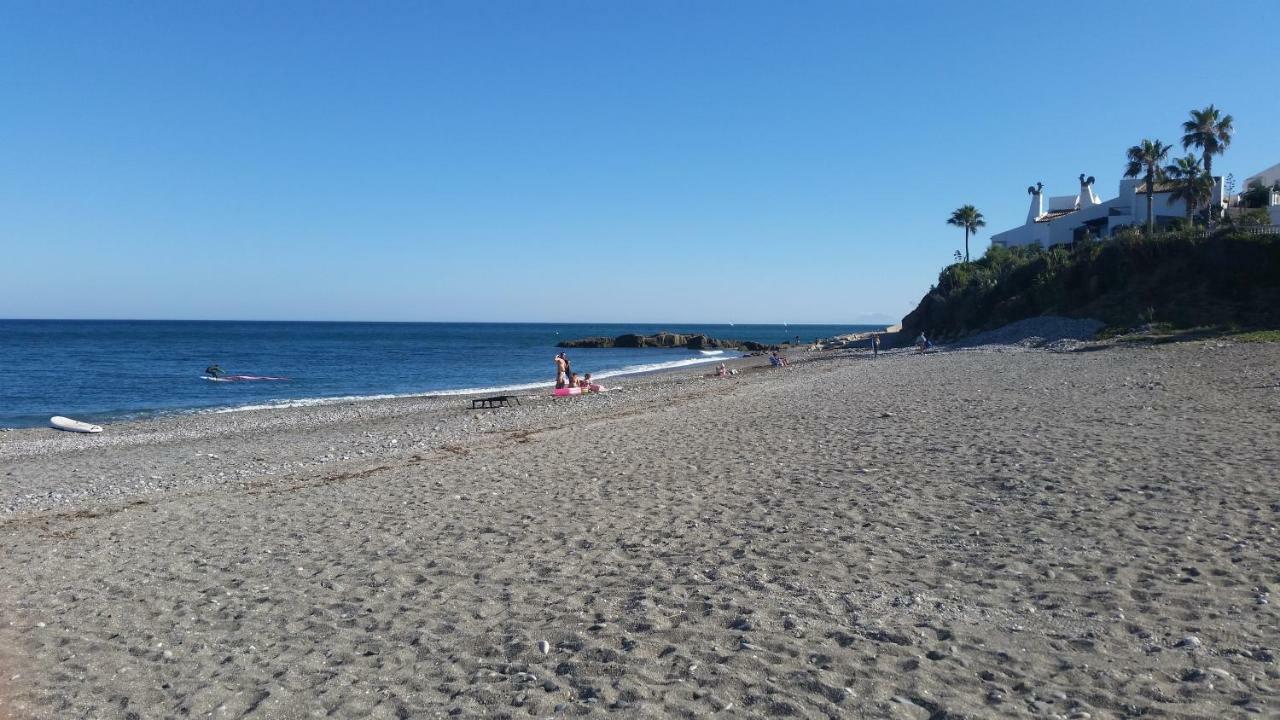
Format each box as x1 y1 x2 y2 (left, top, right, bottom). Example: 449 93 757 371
2 2 1277 323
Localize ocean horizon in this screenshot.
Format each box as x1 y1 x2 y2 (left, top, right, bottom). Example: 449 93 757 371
0 320 882 429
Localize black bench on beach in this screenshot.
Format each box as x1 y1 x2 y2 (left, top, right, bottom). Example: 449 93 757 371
471 395 520 410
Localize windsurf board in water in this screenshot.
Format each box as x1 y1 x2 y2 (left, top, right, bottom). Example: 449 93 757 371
50 416 102 433
202 375 290 382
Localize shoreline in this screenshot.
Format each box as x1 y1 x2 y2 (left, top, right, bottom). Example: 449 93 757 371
1 320 885 433
0 349 767 439
0 350 761 434
0 334 1095 512
0 347 810 514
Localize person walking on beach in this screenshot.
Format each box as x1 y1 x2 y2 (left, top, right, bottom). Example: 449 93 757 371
872 335 880 357
915 332 928 355
555 352 569 389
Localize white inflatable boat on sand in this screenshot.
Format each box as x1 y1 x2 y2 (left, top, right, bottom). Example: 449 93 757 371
50 416 102 433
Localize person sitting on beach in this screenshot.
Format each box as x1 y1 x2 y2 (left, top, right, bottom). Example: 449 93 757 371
716 363 728 377
205 364 224 378
577 373 592 389
769 352 783 368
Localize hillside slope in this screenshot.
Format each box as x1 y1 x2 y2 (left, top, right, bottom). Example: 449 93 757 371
901 230 1280 340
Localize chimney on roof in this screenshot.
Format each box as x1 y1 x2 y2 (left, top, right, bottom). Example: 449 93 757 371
1026 182 1044 223
1078 174 1100 208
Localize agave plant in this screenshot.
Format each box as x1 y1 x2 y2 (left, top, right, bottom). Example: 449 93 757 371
1125 139 1172 233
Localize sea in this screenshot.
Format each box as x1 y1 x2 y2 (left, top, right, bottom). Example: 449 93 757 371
0 321 881 429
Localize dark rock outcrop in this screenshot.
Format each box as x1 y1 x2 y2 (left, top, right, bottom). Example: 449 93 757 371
557 332 777 352
562 336 615 348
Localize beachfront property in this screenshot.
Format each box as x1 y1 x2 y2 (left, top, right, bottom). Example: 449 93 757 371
1244 162 1280 192
1240 162 1280 225
990 173 1227 249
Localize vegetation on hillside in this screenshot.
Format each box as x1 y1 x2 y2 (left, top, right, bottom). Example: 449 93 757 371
907 103 1276 341
901 229 1280 340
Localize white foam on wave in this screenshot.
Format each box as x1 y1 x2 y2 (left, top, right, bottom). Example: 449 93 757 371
201 354 735 415
697 349 725 356
590 354 734 379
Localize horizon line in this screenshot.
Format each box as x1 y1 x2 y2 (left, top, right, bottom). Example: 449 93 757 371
0 317 895 326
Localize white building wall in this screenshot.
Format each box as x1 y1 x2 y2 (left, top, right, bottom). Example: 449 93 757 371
1147 192 1189 220
988 173 1236 252
989 176 1215 251
1245 163 1280 190
990 224 1035 248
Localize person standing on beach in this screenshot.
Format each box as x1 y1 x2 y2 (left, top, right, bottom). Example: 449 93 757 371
555 352 569 389
916 333 928 355
872 335 880 357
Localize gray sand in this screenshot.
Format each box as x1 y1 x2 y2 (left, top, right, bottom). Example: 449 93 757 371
2 340 1278 718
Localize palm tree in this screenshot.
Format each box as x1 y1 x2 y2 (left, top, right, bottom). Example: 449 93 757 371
1181 105 1233 179
1125 139 1172 233
1164 154 1214 223
946 205 985 262
1182 105 1232 221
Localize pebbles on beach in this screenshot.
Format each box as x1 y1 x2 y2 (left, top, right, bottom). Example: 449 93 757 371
949 315 1106 350
1 338 1278 717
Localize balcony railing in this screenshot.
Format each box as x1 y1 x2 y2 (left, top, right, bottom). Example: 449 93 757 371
1180 225 1280 240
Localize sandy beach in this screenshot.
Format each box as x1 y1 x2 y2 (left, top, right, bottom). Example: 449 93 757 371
2 339 1278 719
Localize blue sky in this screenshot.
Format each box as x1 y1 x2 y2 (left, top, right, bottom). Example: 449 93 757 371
2 2 1277 323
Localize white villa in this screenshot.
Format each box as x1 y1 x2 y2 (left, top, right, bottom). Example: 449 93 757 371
990 173 1226 249
1245 162 1280 190
1241 162 1280 225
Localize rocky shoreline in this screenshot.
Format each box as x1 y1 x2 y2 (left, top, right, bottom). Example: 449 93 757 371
557 331 777 351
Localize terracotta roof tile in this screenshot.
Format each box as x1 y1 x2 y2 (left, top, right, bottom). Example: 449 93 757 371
1034 209 1078 223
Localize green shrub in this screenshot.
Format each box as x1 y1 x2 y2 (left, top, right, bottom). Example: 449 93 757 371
1239 208 1272 227
1231 330 1280 342
901 230 1280 338
1241 180 1272 208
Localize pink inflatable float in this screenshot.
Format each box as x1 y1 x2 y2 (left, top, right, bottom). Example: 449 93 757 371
553 384 604 397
